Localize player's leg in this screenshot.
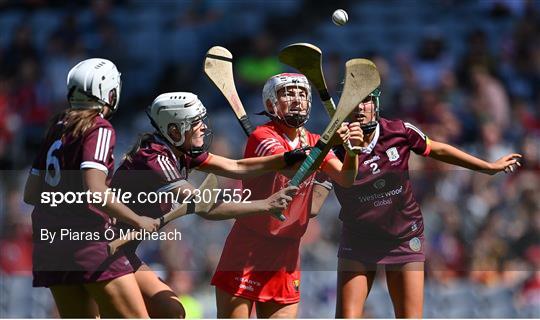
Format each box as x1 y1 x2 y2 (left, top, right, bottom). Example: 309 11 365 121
215 287 254 318
335 258 377 318
49 284 99 318
256 301 299 318
84 273 149 318
135 264 185 318
385 261 424 318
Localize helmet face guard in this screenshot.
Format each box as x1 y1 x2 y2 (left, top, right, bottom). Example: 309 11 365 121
262 73 312 128
107 82 121 113
182 114 213 158
358 87 381 134
279 85 311 128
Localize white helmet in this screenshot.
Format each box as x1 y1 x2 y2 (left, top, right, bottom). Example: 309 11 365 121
147 92 208 148
67 58 122 113
262 73 312 128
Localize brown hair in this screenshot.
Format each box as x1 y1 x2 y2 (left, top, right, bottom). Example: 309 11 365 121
299 127 309 148
44 108 101 143
123 132 154 162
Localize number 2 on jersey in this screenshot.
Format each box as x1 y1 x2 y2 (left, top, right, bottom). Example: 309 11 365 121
369 162 380 175
45 140 62 187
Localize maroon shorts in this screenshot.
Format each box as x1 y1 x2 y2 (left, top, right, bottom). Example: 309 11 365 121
338 226 425 266
33 240 134 287
124 248 144 271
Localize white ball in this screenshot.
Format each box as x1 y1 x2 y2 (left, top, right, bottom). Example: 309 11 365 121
332 9 348 26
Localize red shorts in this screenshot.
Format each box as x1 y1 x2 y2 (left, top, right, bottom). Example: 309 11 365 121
211 224 302 304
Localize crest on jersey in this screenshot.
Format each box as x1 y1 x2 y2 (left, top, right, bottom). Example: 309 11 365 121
409 237 421 252
386 147 399 162
293 279 300 292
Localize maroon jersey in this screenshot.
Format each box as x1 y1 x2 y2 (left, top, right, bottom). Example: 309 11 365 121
111 134 210 265
334 118 431 241
112 134 210 220
30 114 116 232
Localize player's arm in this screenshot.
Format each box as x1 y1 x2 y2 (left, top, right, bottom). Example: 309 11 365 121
198 150 307 179
310 178 332 218
261 124 359 186
170 183 298 220
83 169 159 231
78 124 158 231
276 123 358 183
24 142 47 205
428 140 522 175
320 123 361 187
23 171 41 205
320 156 357 187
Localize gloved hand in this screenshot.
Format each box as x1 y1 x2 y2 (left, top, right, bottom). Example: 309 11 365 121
283 146 312 166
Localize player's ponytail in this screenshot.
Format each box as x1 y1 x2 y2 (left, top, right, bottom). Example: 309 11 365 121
124 132 154 162
299 127 309 148
42 108 101 144
62 108 101 140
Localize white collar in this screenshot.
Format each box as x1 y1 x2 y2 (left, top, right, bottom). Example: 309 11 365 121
153 134 179 164
360 123 380 154
281 133 300 149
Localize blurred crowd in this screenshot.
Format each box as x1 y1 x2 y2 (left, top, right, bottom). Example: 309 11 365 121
0 0 539 317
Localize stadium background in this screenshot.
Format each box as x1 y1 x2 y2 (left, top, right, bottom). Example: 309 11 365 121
0 0 539 317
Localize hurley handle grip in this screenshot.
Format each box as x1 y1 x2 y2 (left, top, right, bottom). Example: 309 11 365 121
273 212 286 221
238 115 254 136
318 88 332 102
321 97 335 115
290 146 323 186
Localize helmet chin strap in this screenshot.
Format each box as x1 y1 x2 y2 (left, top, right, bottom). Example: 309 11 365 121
360 106 379 134
182 128 213 158
171 116 213 158
283 113 308 128
361 121 378 134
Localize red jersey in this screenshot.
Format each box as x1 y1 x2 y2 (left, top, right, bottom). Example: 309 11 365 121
30 114 116 232
334 118 431 240
212 121 338 303
235 121 337 240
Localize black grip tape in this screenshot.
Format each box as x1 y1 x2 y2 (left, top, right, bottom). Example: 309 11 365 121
159 216 166 228
238 115 254 136
206 53 233 62
314 140 326 150
318 89 331 101
187 201 196 215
